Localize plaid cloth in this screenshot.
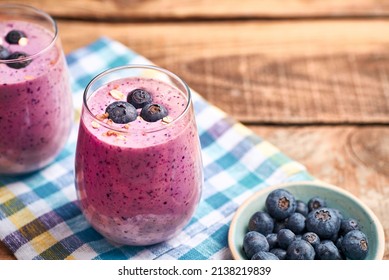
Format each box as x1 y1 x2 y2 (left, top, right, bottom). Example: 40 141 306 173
0 38 313 260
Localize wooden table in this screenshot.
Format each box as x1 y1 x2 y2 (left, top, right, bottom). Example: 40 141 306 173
1 0 388 260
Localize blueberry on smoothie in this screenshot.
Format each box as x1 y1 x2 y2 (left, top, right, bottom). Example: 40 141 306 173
6 51 31 69
105 101 137 124
243 231 269 259
315 240 342 260
127 88 153 109
341 230 369 260
265 188 296 220
286 240 315 260
248 211 274 235
251 251 279 260
0 45 10 60
5 30 27 44
307 196 327 212
306 207 341 239
140 103 168 122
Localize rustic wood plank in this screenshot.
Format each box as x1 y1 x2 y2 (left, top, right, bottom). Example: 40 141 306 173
58 20 389 124
4 0 389 19
1 125 387 259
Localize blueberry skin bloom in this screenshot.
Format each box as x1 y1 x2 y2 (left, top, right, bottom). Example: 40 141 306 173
302 232 321 249
341 230 369 260
286 240 315 260
286 212 306 234
127 88 152 109
307 196 327 212
340 218 360 235
266 233 278 250
306 207 341 239
105 101 137 124
243 231 270 259
265 189 296 220
140 103 169 122
295 200 309 216
251 251 279 260
248 211 274 235
277 228 296 250
270 248 287 260
315 240 342 260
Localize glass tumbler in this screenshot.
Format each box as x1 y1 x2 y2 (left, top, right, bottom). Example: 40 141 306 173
75 65 203 246
0 4 73 175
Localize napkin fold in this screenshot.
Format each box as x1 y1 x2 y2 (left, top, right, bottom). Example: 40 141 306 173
0 38 313 260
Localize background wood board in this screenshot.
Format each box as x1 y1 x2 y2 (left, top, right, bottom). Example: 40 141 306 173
4 0 389 19
58 20 389 124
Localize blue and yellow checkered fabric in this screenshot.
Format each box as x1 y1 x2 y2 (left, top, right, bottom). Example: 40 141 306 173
0 38 313 260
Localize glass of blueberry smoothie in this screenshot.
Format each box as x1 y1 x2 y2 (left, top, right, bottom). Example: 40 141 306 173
0 4 72 175
75 65 203 246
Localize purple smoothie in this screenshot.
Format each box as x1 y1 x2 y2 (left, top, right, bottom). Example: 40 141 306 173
75 76 203 245
0 20 72 174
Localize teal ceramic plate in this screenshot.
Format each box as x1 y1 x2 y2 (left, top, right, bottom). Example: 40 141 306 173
228 181 385 260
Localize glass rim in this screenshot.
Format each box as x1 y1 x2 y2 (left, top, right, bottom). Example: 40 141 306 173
0 3 58 63
83 64 192 134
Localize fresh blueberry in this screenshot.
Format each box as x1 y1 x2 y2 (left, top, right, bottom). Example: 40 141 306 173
332 208 344 221
0 45 10 60
277 229 296 250
243 231 269 259
273 219 287 233
270 248 287 260
248 211 274 236
295 200 309 216
302 232 321 249
251 251 279 260
306 207 341 239
266 233 278 250
140 103 168 122
265 189 296 220
127 88 153 109
6 52 31 69
105 101 137 124
5 30 27 44
315 240 342 260
308 196 327 212
286 240 315 260
286 212 306 234
340 218 360 235
341 230 369 260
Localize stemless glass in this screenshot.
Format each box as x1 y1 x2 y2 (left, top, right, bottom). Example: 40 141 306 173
75 65 203 246
0 4 73 175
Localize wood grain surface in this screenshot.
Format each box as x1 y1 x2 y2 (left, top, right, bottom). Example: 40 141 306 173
4 0 389 19
0 0 388 260
57 20 389 124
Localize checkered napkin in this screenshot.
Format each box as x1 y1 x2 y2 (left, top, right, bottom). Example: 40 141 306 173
0 38 313 260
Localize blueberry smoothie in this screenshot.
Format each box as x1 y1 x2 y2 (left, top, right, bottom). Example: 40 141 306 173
75 68 203 245
0 17 72 174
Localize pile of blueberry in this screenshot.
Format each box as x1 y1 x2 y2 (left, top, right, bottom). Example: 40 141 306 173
105 89 168 124
0 30 31 69
243 188 369 260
